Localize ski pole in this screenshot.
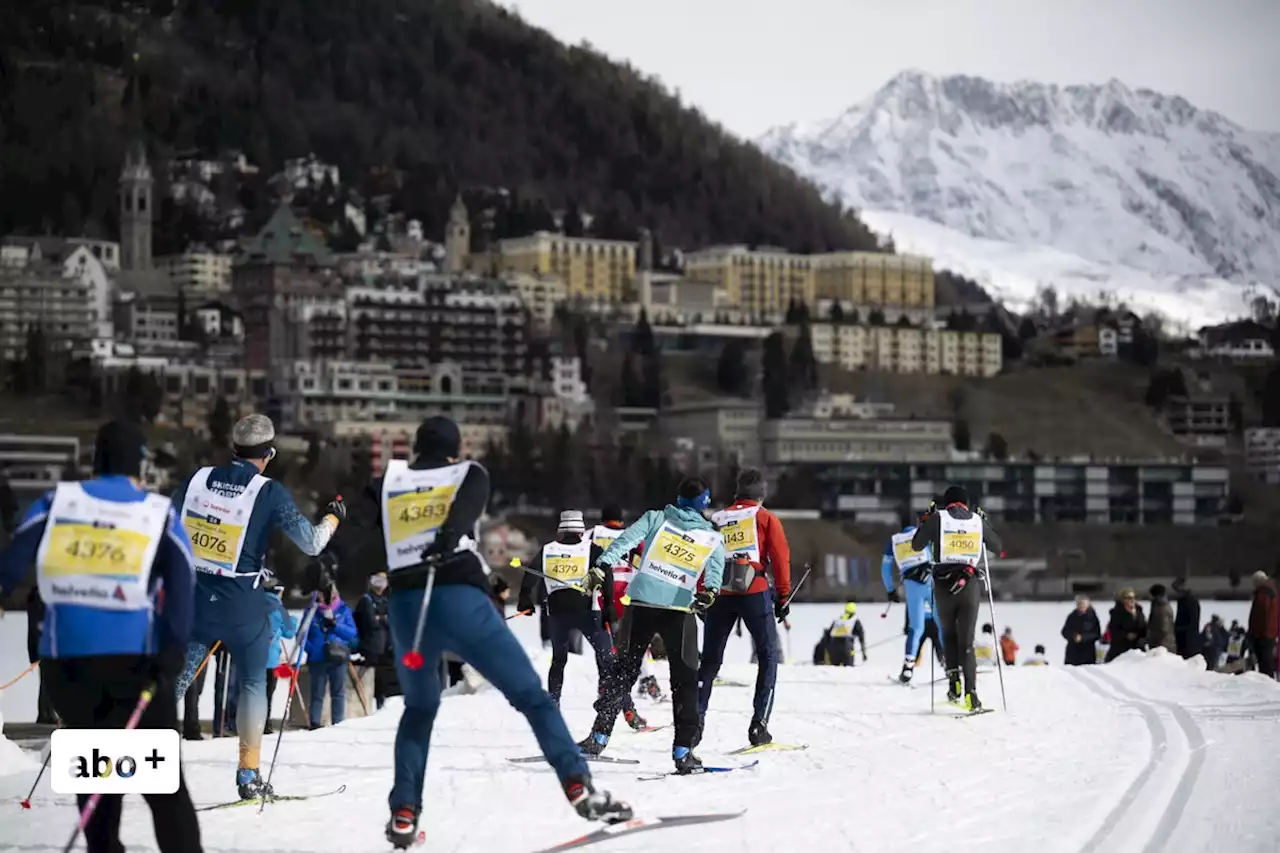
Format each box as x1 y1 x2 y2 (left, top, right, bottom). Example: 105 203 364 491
505 608 533 621
261 593 320 812
20 748 51 810
215 648 231 737
782 564 812 607
982 548 1008 712
401 556 441 670
347 660 370 716
62 684 156 853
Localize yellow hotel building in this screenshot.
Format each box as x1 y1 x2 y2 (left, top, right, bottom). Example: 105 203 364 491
495 232 636 303
683 245 934 318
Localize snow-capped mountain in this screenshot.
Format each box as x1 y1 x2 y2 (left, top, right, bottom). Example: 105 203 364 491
761 70 1280 284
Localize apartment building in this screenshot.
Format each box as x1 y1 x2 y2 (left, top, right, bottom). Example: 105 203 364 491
505 272 566 330
761 416 952 465
813 251 934 310
0 261 95 361
0 433 81 506
496 231 636 303
819 459 1229 526
660 399 765 466
160 251 233 298
323 419 509 475
1163 397 1232 448
2 237 115 339
806 322 1002 377
1244 427 1280 486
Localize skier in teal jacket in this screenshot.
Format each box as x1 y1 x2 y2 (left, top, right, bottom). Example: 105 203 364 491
579 478 725 774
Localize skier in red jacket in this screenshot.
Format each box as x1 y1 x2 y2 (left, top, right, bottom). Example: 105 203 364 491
591 505 662 701
695 468 792 747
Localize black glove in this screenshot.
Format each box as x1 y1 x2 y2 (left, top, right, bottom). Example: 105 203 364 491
887 588 903 604
693 590 717 614
774 597 790 623
922 500 937 519
324 497 347 522
517 594 536 614
947 566 975 594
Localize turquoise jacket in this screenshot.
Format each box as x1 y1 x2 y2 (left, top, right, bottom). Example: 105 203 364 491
597 505 725 610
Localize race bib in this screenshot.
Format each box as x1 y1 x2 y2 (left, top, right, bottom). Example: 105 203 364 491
943 531 980 557
720 517 757 553
43 524 150 578
653 529 713 570
975 644 994 661
894 539 921 564
387 485 457 544
545 555 587 582
831 624 852 638
184 516 243 566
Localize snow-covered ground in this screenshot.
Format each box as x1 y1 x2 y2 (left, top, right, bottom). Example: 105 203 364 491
860 209 1262 331
2 601 1277 852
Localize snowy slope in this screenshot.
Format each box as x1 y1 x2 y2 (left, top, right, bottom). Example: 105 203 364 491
761 71 1280 317
3 603 1279 853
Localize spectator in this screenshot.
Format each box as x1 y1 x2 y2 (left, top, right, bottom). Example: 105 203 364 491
1061 595 1102 665
304 582 358 728
999 627 1019 666
975 623 997 670
354 572 393 710
1105 589 1147 661
25 587 57 725
1171 578 1201 659
490 575 511 616
1146 584 1176 653
1023 644 1049 666
1225 620 1247 669
1199 615 1228 672
263 579 297 733
1247 571 1278 678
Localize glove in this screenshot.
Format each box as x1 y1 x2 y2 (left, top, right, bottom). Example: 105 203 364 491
887 589 903 604
947 566 975 594
922 500 937 519
693 589 717 614
583 564 606 594
774 597 790 623
974 506 988 520
517 594 535 614
324 497 347 523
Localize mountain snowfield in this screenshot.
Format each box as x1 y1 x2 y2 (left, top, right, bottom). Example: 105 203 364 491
2 603 1279 852
761 71 1280 326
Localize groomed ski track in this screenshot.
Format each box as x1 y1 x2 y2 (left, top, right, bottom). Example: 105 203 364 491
2 612 1279 852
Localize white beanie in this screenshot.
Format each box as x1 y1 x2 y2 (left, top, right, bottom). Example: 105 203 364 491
557 510 585 534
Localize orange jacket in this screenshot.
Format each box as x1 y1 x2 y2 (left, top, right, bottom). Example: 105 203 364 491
718 499 791 598
1000 635 1019 664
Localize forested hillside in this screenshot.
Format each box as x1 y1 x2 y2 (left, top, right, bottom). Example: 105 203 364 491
0 0 879 252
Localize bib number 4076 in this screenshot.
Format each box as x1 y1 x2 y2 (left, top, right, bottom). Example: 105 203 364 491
189 531 229 555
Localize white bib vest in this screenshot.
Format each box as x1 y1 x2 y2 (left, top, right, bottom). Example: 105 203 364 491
37 483 171 612
712 504 762 564
381 459 474 572
975 637 996 665
181 467 270 578
830 617 858 639
635 521 721 594
938 512 983 567
541 537 592 594
891 530 929 572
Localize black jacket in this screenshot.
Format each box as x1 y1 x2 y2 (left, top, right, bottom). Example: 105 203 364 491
26 586 43 664
518 538 613 620
1174 591 1202 657
1061 606 1102 665
354 591 392 662
911 505 1004 577
1105 603 1148 661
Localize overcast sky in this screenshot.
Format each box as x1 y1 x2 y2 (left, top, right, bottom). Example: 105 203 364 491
499 0 1280 137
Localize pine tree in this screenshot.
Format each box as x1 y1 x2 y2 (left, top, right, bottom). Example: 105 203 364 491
954 419 972 452
761 332 791 419
789 320 818 390
209 396 233 447
716 340 749 395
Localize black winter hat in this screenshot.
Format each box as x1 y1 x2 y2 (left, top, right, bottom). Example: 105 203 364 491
1150 583 1166 598
414 416 461 459
942 485 970 507
93 420 147 478
600 502 624 524
735 467 767 501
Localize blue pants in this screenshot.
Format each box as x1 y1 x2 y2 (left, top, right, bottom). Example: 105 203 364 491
903 578 942 662
387 583 588 810
548 609 634 712
175 589 271 771
308 659 346 727
697 590 778 724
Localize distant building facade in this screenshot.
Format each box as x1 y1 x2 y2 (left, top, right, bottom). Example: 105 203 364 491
496 232 636 303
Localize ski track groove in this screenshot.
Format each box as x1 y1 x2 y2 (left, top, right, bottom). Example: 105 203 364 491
1088 669 1208 853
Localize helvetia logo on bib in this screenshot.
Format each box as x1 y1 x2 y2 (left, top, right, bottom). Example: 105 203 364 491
112 585 126 602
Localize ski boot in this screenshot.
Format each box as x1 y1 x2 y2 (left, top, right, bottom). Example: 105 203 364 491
385 804 420 849
672 746 704 775
564 776 633 823
898 662 915 684
637 675 663 701
235 768 273 801
623 707 647 731
945 670 963 705
747 718 772 746
965 691 983 713
577 732 609 756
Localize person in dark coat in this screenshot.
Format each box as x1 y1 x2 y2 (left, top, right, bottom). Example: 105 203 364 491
1247 571 1278 678
1146 584 1176 653
491 575 510 616
26 587 57 724
1105 589 1148 661
1200 615 1228 671
354 571 393 709
1171 578 1202 659
1060 595 1102 666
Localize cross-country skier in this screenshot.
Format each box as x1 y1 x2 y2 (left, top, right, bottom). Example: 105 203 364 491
172 414 345 800
578 477 726 774
882 518 939 684
371 416 631 848
911 485 1003 712
516 510 645 728
0 420 205 853
697 467 790 746
592 505 663 702
822 602 867 665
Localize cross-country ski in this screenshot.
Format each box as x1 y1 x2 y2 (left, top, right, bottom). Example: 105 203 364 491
636 759 760 781
532 811 747 851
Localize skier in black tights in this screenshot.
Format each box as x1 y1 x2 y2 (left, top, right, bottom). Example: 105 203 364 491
911 485 1003 712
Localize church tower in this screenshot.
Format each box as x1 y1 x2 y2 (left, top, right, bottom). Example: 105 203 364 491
119 141 153 272
444 194 470 273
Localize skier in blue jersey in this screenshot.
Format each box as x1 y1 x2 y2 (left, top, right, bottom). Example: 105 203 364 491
171 414 346 800
0 420 204 853
882 519 941 684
